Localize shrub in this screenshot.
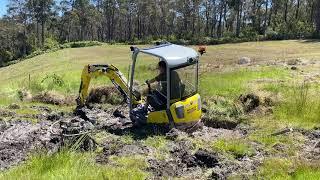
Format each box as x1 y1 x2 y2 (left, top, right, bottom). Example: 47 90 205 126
0 50 13 63
61 41 102 49
44 38 59 50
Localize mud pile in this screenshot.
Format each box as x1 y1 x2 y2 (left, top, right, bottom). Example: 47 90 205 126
0 120 61 170
32 91 75 105
1 101 316 179
87 86 123 105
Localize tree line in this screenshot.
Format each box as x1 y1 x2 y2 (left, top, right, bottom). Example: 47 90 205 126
1 0 320 66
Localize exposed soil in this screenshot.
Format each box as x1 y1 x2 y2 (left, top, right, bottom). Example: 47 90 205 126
87 86 123 105
32 91 75 105
0 100 317 178
0 120 61 170
300 129 320 161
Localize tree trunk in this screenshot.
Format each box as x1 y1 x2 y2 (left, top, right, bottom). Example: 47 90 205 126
236 0 242 37
205 1 209 36
295 0 300 19
41 20 45 47
211 0 217 37
37 22 40 47
315 0 320 33
284 0 289 22
263 0 268 34
252 0 257 29
217 0 224 38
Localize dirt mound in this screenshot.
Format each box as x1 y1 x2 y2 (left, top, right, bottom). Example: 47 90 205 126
300 130 320 161
147 141 219 177
32 91 74 105
239 93 260 112
87 86 123 105
0 120 61 170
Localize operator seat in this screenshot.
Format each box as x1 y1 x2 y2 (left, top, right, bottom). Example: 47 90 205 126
147 91 166 111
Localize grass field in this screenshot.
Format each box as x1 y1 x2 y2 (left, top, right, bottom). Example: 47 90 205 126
0 40 320 179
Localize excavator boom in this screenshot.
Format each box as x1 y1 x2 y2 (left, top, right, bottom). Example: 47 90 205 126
76 64 141 107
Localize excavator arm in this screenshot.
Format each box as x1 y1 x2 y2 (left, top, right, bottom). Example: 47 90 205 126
76 64 141 107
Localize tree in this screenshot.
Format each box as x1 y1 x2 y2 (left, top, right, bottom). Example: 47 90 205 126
315 0 320 34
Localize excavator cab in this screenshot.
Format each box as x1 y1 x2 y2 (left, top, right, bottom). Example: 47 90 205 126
129 43 202 128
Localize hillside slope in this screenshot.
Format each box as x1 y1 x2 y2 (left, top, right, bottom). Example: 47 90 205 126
0 40 320 179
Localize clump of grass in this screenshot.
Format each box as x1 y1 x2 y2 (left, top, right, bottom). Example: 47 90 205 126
211 139 254 158
203 96 244 124
143 136 168 149
256 158 320 179
142 136 169 160
15 108 39 116
256 158 292 179
274 81 320 129
0 151 148 180
292 162 320 179
109 155 147 170
119 134 135 144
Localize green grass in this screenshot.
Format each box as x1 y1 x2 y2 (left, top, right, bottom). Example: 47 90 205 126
292 163 320 180
0 151 149 180
273 82 320 129
256 158 292 179
200 67 289 97
211 139 254 158
142 136 169 160
256 158 320 180
1 40 319 103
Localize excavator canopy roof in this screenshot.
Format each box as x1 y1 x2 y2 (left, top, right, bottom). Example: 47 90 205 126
139 43 199 68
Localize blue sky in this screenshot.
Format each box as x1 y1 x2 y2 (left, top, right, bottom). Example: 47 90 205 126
0 0 9 17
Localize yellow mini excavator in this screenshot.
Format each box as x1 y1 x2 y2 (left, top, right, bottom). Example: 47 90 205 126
76 42 205 129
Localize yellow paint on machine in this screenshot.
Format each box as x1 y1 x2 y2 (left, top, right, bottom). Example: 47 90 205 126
146 94 201 124
170 93 202 124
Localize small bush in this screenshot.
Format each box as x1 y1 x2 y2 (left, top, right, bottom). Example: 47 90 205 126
61 41 102 49
0 50 13 64
265 29 281 40
44 38 60 50
41 74 65 90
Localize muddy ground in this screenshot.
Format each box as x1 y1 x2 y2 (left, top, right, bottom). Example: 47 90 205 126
0 100 319 179
1 58 320 178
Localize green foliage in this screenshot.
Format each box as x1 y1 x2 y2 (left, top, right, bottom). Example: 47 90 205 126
274 82 320 128
143 136 168 149
60 41 102 49
44 38 60 50
143 136 170 160
256 158 292 179
19 72 80 95
256 158 320 180
0 151 148 180
292 163 320 180
0 50 13 65
212 139 254 158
